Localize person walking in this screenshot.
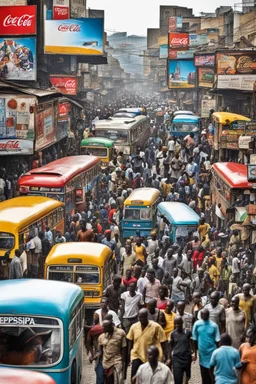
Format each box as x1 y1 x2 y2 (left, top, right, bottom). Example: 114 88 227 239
121 281 143 334
210 333 241 384
226 296 246 349
9 249 23 279
192 308 220 384
239 325 256 384
134 345 174 384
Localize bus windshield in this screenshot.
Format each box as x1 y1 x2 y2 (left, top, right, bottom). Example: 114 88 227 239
0 232 15 250
0 315 62 367
171 123 198 132
81 147 108 157
176 226 197 239
95 130 128 144
124 208 152 220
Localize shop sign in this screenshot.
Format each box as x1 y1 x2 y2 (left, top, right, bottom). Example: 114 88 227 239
168 32 189 49
189 34 208 46
86 92 94 101
70 0 86 18
195 54 215 67
0 139 33 155
158 36 168 45
0 6 36 35
160 44 168 59
0 96 35 139
198 68 214 87
201 99 216 118
168 59 196 89
216 52 256 75
248 164 256 181
0 37 36 81
50 76 77 95
168 49 195 59
53 0 69 19
217 75 256 91
168 16 183 32
248 204 256 215
35 105 56 151
226 142 238 149
44 18 104 55
239 136 252 149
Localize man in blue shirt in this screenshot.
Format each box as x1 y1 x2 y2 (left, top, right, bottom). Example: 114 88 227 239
210 333 241 384
192 308 220 384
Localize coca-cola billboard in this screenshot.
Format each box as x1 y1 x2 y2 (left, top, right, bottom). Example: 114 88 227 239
0 6 36 35
53 0 69 20
0 139 33 155
49 76 77 95
168 32 189 49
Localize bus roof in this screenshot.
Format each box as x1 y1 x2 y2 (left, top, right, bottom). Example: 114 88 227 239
212 162 252 189
172 115 199 123
0 279 83 318
45 242 112 265
173 110 194 116
158 202 200 225
18 155 100 188
212 112 251 124
118 108 142 116
95 115 148 130
80 137 114 148
124 188 160 206
0 196 63 231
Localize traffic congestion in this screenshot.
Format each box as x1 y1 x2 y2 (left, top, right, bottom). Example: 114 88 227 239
0 92 255 384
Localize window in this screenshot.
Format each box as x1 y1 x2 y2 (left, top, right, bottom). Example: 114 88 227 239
172 123 197 132
0 316 62 367
82 147 108 157
75 266 100 285
69 299 84 348
95 130 129 144
176 226 197 239
140 208 152 220
48 271 73 283
0 233 15 250
124 208 140 220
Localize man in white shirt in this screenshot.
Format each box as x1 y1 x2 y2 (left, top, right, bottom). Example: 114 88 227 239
121 281 143 334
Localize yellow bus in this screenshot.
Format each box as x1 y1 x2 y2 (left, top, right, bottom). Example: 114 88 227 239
0 196 64 261
122 188 160 238
44 242 114 317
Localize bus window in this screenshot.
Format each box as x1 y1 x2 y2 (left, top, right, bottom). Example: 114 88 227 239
69 299 84 349
124 209 140 220
0 232 15 250
0 317 62 366
140 208 152 220
48 271 73 283
75 266 100 284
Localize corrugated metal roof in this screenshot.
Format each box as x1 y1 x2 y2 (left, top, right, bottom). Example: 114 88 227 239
0 80 61 98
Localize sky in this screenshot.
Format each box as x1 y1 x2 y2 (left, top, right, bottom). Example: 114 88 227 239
87 0 233 36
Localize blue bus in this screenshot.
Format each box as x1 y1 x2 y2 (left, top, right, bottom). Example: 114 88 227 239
0 279 84 384
157 202 200 242
169 114 199 139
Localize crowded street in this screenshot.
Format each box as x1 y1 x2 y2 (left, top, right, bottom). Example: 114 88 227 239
1 1 256 384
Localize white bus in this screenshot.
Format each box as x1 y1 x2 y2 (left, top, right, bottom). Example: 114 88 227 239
94 115 150 156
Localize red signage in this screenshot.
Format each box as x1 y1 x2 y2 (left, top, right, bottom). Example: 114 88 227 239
50 76 77 95
53 7 69 19
168 17 177 32
169 32 189 49
0 6 36 35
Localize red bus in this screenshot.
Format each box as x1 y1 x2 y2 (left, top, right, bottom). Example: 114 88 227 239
18 156 101 227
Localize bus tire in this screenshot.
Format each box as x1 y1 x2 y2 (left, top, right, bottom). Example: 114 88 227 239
71 360 77 384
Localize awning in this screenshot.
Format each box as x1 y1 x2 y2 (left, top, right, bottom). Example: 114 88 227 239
235 207 248 222
0 80 62 98
61 97 84 109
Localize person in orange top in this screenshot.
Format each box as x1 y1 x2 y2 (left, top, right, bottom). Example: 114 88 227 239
239 325 256 384
133 237 147 267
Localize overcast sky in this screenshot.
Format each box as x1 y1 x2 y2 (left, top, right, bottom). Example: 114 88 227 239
87 0 233 36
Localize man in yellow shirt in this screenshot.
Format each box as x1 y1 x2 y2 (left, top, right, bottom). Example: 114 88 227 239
198 217 211 242
159 299 176 339
235 283 256 328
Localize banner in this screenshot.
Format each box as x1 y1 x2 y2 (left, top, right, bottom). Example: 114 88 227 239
216 52 256 75
217 75 256 91
198 68 215 87
53 0 69 20
168 59 196 89
195 54 215 67
168 16 183 32
0 6 36 35
201 99 216 118
0 37 36 81
169 49 195 59
44 18 104 55
0 96 35 138
168 32 189 49
35 105 56 151
160 44 168 59
189 34 208 46
0 139 33 155
50 76 77 95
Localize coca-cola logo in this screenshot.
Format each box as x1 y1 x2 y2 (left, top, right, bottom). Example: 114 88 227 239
171 37 188 46
0 140 20 150
54 7 68 16
3 14 34 28
58 24 80 32
65 80 76 88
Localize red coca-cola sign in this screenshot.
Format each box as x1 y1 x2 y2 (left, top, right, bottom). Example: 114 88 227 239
0 6 36 35
169 32 189 49
58 24 81 32
53 6 69 20
50 76 77 95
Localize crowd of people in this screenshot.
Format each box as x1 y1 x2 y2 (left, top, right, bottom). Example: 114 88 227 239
8 94 256 384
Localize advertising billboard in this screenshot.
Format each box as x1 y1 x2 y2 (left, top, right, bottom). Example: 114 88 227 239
169 49 195 59
168 16 183 32
217 75 256 91
0 6 36 35
168 32 189 49
198 68 215 87
189 34 208 46
35 105 56 151
53 0 69 20
50 76 77 95
44 18 104 55
0 37 36 81
0 139 33 155
168 60 196 89
160 44 168 59
216 52 256 75
195 54 215 67
201 99 216 118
